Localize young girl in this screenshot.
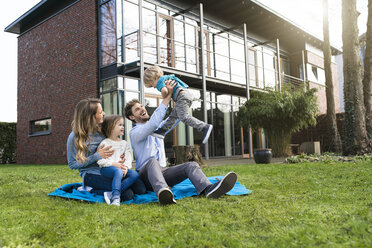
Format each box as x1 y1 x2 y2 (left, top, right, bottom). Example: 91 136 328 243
143 65 213 144
97 115 140 206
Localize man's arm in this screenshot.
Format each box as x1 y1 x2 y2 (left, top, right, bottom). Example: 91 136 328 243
130 80 176 142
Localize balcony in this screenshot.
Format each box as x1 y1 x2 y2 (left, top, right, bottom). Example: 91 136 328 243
99 0 307 96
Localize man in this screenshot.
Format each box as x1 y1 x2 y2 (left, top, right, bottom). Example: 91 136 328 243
124 80 237 205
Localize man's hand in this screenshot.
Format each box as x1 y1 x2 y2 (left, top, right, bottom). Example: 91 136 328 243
165 80 176 97
121 166 128 178
161 80 176 106
97 144 114 159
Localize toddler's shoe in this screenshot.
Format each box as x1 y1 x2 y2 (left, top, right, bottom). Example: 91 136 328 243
202 124 213 144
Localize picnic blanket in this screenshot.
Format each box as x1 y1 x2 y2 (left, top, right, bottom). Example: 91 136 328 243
48 176 251 204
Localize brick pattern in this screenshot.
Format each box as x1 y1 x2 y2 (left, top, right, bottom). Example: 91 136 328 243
17 0 98 164
307 51 341 114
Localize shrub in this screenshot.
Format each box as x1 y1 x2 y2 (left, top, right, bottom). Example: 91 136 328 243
0 122 16 164
237 87 318 157
284 153 372 164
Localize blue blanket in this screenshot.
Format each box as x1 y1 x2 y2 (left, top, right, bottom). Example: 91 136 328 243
48 176 251 204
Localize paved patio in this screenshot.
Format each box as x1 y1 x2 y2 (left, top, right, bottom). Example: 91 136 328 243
203 157 286 166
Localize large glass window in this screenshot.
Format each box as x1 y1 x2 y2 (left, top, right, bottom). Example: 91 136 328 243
174 19 186 70
232 96 242 155
230 39 245 84
185 23 197 73
248 49 257 87
256 49 264 88
214 34 230 80
143 8 157 63
123 0 139 63
101 91 118 116
263 50 276 89
101 0 117 66
101 78 117 92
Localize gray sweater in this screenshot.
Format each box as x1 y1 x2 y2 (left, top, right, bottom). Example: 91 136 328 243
66 132 105 179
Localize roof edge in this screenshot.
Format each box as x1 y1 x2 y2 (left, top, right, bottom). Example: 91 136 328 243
4 0 47 34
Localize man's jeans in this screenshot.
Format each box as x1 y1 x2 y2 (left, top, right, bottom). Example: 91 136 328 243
138 158 211 196
84 168 146 201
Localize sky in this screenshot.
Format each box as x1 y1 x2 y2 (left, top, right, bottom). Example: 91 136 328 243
0 0 369 122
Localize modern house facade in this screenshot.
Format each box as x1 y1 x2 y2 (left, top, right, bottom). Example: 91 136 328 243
5 0 341 164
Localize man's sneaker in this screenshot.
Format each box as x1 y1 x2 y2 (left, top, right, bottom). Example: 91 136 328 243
158 188 176 205
103 192 112 205
205 172 237 199
111 198 121 206
202 124 213 144
152 128 166 139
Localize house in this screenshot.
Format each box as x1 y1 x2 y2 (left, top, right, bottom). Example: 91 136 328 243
5 0 341 164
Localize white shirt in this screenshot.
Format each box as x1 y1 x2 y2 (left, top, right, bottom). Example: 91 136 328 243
97 138 132 168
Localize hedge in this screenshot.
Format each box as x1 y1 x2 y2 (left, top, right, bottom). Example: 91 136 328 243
0 122 16 164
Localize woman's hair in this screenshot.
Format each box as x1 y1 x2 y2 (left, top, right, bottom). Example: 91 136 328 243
143 65 163 87
101 115 123 138
71 98 101 163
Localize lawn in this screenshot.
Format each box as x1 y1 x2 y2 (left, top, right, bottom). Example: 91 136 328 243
0 161 370 247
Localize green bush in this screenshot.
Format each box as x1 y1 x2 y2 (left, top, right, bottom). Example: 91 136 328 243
0 122 16 164
237 87 318 157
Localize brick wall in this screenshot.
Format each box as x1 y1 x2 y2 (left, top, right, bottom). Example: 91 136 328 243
17 0 98 164
306 51 341 114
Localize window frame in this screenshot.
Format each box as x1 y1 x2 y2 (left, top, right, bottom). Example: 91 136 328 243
29 118 52 137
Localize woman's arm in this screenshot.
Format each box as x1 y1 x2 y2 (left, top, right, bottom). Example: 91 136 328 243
97 139 116 168
67 133 101 170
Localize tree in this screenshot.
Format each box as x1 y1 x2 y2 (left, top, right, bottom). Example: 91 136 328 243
323 0 342 153
363 0 372 139
342 0 371 154
237 87 318 157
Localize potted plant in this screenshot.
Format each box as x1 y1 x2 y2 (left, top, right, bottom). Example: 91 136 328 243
253 148 272 164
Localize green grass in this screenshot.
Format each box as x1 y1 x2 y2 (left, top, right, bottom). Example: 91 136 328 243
0 162 371 247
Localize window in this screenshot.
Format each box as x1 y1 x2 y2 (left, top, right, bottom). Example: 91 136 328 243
307 64 325 85
100 0 117 66
312 66 318 80
30 118 51 136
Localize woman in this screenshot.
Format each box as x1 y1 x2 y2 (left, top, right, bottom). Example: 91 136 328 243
67 98 146 201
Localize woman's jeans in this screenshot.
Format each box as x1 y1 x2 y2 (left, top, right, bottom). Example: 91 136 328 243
84 168 146 201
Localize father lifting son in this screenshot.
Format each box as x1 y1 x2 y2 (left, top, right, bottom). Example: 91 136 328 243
124 78 237 205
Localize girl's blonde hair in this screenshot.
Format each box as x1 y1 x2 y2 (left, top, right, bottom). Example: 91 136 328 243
101 115 124 138
71 98 101 163
143 66 163 87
